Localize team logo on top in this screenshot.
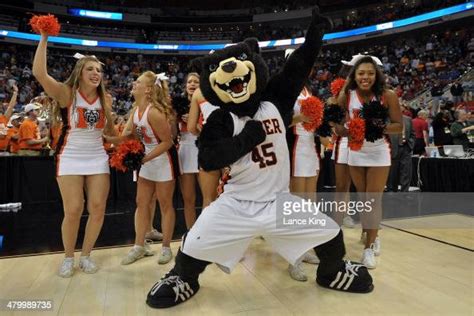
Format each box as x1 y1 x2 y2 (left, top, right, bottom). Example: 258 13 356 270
75 108 105 129
135 126 144 142
84 109 100 129
135 126 152 144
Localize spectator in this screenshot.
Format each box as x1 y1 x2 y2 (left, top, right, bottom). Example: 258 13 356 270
450 80 464 106
431 111 452 147
450 109 474 150
412 109 429 155
0 83 18 151
18 103 49 156
387 111 415 192
6 113 22 154
430 81 444 117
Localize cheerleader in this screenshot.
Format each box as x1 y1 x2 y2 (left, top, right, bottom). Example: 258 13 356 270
187 88 220 207
107 71 179 265
334 56 402 268
286 83 322 281
33 32 115 277
174 72 200 228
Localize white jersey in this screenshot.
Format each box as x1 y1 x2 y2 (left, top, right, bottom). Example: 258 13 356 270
221 101 289 202
56 90 109 176
133 105 161 154
133 104 179 181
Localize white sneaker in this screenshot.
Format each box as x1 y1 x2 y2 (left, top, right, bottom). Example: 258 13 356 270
158 247 173 265
145 229 163 241
373 237 381 256
79 256 99 274
302 251 319 264
288 263 308 282
343 216 355 228
59 257 75 278
120 243 155 265
361 247 376 269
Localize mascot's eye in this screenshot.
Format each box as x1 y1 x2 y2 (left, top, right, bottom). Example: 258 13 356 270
209 64 218 72
238 53 248 60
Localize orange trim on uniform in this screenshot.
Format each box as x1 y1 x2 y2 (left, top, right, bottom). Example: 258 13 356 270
56 106 72 177
78 90 99 105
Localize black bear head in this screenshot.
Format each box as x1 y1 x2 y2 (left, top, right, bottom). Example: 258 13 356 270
191 38 269 117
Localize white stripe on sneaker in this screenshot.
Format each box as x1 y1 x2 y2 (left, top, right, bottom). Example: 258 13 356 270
329 272 342 288
343 275 355 290
336 273 349 289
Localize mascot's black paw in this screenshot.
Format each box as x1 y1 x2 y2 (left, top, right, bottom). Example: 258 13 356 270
311 6 333 31
146 271 200 308
316 260 374 293
243 120 266 145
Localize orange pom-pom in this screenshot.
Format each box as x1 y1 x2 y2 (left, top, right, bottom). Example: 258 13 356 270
330 78 346 97
122 139 144 154
110 139 145 172
300 96 324 132
348 116 365 151
29 14 61 36
110 152 127 172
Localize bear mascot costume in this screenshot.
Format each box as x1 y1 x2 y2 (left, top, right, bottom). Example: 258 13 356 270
147 7 373 309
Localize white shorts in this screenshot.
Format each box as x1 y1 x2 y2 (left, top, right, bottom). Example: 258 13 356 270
139 147 180 182
181 194 340 273
331 137 349 165
348 137 391 167
178 142 199 174
289 134 320 177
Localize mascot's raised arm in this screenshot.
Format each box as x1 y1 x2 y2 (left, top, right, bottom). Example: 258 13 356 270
192 7 332 171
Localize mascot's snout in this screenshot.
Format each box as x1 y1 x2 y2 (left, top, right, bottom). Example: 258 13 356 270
209 57 256 104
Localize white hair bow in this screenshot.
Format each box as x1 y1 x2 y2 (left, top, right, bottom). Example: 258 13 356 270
341 54 383 67
73 53 104 65
155 72 169 87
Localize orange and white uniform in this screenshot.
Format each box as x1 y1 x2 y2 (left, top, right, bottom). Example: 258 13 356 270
347 90 391 167
133 105 180 182
55 91 109 176
287 89 320 177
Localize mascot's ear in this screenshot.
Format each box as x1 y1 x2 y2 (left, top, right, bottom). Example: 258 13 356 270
243 38 260 54
190 57 204 73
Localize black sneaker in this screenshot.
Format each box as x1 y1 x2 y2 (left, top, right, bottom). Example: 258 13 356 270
146 272 200 308
317 260 374 293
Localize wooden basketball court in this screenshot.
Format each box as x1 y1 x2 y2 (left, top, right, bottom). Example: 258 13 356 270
0 213 472 315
